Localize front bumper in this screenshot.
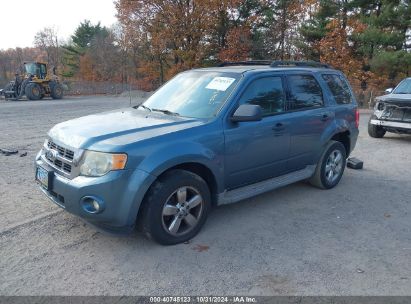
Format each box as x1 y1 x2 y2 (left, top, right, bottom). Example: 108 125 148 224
35 154 156 231
370 119 411 130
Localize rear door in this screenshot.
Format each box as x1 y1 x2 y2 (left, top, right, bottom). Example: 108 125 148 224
284 72 334 172
223 74 291 189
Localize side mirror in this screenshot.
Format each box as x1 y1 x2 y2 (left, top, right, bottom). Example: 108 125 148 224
385 88 393 94
231 104 262 122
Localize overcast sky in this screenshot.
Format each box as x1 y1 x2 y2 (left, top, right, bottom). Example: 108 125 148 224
0 0 117 50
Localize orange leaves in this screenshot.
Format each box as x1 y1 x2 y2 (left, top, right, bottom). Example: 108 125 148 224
79 54 95 81
116 0 216 84
319 20 352 69
218 26 252 62
319 18 376 88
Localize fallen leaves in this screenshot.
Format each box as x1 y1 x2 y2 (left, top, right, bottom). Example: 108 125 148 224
192 244 210 252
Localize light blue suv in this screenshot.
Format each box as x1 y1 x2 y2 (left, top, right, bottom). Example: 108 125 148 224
35 61 359 245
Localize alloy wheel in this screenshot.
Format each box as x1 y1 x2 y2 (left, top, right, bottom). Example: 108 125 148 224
325 149 343 184
161 186 204 236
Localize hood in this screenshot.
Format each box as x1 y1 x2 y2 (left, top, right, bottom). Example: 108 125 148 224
48 108 205 149
377 93 411 105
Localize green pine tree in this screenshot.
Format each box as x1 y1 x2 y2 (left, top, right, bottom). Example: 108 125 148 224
61 20 109 78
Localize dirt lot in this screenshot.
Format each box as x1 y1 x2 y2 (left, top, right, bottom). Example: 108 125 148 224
0 96 410 296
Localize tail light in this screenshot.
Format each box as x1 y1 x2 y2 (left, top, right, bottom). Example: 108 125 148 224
355 108 360 129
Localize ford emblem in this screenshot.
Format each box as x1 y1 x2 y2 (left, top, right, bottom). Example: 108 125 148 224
46 149 59 161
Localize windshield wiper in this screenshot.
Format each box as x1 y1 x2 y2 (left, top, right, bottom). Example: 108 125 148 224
151 108 180 116
136 104 152 111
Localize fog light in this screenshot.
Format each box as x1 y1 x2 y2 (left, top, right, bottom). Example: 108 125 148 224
80 196 105 214
92 200 100 211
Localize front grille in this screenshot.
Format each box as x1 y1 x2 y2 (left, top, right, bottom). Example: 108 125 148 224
404 110 411 121
47 140 74 160
389 109 405 120
45 139 74 174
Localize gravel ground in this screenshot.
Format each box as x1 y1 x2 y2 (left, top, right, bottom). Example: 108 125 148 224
0 96 410 296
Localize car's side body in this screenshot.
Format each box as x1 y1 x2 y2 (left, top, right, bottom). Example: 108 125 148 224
35 64 359 237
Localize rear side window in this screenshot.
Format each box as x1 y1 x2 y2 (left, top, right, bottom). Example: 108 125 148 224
286 75 323 110
322 74 353 104
239 77 285 116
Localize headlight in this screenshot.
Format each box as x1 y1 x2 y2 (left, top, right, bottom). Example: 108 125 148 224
376 102 385 111
79 151 127 177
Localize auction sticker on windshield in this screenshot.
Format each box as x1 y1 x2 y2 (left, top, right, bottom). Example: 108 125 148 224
206 77 236 91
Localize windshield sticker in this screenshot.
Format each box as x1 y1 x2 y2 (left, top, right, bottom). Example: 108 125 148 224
206 77 236 91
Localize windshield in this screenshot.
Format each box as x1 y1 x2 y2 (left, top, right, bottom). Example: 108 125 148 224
141 71 240 119
25 63 38 75
393 78 411 94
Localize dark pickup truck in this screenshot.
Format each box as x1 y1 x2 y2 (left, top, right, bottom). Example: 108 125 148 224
369 77 411 138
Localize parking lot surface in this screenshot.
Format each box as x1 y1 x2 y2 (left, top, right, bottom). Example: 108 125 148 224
0 96 410 295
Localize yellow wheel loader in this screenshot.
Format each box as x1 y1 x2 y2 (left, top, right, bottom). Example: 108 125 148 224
0 62 64 101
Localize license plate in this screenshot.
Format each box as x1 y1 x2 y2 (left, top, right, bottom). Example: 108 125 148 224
36 166 50 190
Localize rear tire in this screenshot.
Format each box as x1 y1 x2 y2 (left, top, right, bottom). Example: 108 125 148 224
50 83 64 99
368 116 386 138
25 83 41 100
309 140 347 189
140 169 211 245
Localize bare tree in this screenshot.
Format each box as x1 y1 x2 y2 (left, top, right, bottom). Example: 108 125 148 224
34 27 60 69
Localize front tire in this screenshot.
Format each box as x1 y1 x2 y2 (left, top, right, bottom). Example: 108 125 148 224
368 116 386 138
25 83 41 100
140 169 211 245
309 140 347 189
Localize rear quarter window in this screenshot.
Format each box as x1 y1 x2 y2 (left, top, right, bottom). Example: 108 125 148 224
322 74 353 104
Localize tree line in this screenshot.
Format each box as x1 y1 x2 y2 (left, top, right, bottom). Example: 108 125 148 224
1 0 410 94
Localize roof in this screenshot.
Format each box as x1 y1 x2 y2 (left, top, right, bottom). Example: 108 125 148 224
24 61 47 65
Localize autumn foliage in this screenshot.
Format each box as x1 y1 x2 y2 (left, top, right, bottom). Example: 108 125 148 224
0 0 410 98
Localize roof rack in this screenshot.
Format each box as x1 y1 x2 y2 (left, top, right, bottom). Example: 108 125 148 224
218 60 273 67
218 60 331 69
270 60 330 68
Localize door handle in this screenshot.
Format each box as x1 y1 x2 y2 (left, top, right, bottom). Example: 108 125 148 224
319 114 329 121
272 122 285 131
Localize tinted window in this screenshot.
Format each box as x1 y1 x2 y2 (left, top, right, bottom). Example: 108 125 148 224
322 74 353 104
239 77 285 116
286 75 323 110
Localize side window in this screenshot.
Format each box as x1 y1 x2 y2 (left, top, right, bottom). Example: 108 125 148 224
286 75 323 110
40 64 47 77
322 74 353 104
238 77 285 116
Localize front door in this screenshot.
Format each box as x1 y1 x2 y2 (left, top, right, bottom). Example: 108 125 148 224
224 76 291 189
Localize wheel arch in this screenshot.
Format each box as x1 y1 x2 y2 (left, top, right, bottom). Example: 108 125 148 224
330 130 351 157
160 162 219 205
144 160 219 207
